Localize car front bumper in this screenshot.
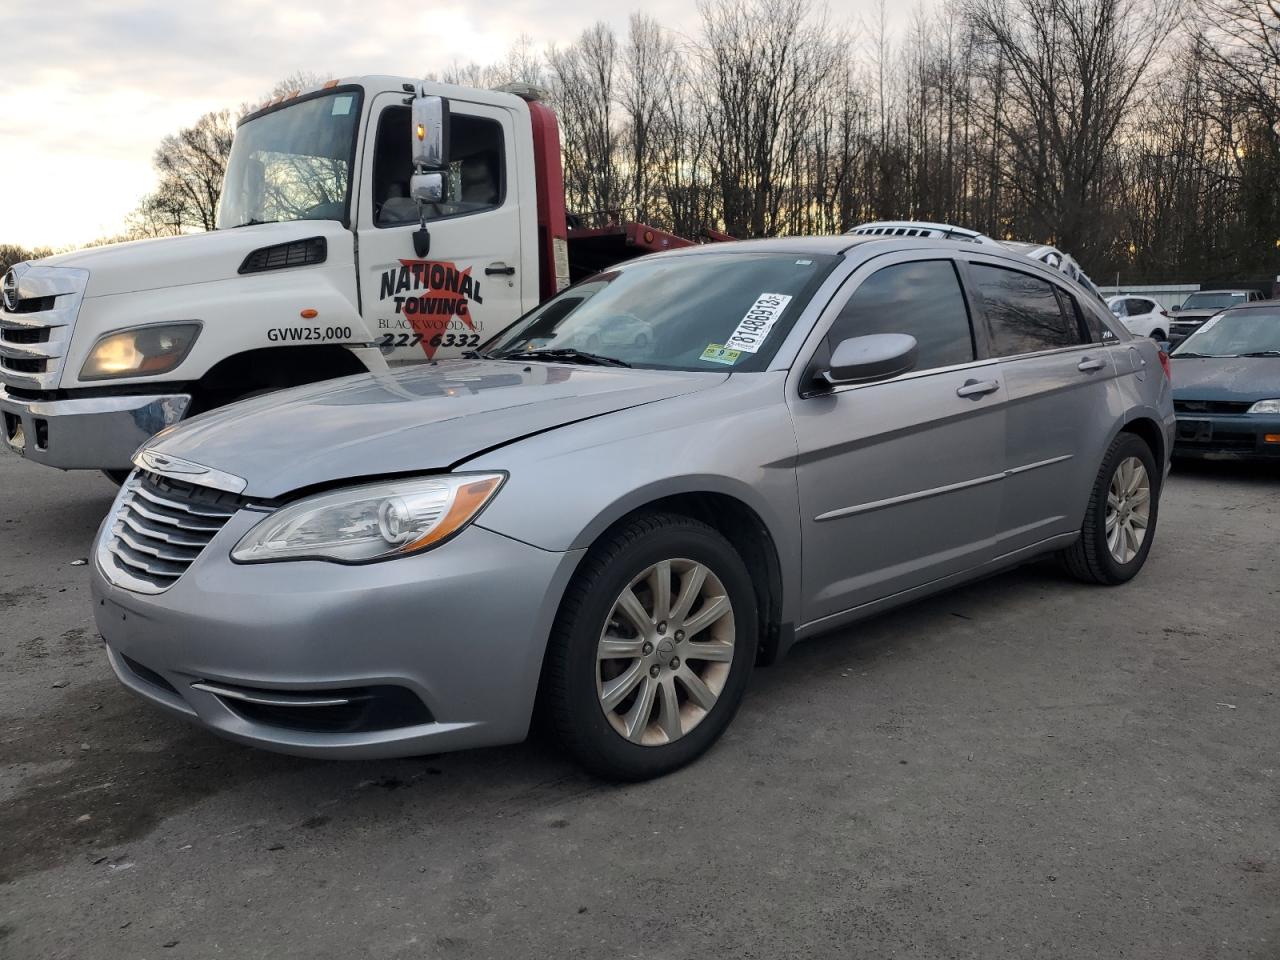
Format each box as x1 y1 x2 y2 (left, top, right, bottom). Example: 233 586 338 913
1173 412 1280 459
0 385 190 470
91 510 585 759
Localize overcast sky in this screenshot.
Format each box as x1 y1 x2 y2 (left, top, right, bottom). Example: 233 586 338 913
5 0 910 251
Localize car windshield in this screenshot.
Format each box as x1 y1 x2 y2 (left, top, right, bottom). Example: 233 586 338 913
217 91 361 229
483 252 838 371
1173 310 1280 357
1181 291 1246 310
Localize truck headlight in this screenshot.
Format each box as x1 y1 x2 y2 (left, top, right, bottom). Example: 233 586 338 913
1248 399 1280 414
80 322 201 380
231 474 505 564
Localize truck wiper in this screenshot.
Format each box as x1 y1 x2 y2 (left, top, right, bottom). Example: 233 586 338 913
1172 352 1212 358
230 218 279 228
519 348 632 368
1241 350 1280 357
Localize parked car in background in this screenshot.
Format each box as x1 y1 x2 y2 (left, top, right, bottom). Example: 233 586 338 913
1107 296 1170 340
1170 301 1280 459
91 235 1172 781
1170 289 1264 345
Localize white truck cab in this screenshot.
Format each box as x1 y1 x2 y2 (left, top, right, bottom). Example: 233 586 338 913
2 76 701 476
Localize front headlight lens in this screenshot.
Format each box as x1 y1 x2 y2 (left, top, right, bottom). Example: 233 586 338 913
231 473 505 564
1248 399 1280 414
80 322 201 380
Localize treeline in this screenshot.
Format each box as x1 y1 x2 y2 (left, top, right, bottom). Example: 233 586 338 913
10 0 1280 286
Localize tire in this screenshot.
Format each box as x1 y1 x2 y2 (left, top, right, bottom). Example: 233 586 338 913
101 469 131 486
544 512 757 781
1059 431 1160 585
1150 329 1166 341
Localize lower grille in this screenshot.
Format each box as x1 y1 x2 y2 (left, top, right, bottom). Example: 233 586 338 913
1 326 49 345
1176 399 1254 414
101 471 250 592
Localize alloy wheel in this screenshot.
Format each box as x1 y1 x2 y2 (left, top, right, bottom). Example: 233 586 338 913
1105 456 1151 564
596 558 735 746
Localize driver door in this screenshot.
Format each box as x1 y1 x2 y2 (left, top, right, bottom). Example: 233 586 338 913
357 91 525 365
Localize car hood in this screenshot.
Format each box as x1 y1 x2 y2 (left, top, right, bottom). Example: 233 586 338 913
38 221 351 299
1172 309 1223 323
140 360 728 498
1170 356 1280 402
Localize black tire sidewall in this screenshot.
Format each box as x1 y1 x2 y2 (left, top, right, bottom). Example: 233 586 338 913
557 520 757 780
1090 433 1160 583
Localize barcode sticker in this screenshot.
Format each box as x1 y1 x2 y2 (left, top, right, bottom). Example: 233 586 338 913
725 293 792 354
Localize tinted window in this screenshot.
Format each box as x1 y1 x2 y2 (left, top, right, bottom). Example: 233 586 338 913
827 260 974 370
972 264 1083 356
373 107 505 227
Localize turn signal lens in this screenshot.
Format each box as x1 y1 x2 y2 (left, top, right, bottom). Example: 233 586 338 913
1265 434 1280 444
80 323 201 380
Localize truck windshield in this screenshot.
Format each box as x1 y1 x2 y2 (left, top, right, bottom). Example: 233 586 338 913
484 252 838 371
1182 291 1246 310
218 91 361 230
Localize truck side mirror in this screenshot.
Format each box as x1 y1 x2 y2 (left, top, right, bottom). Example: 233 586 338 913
410 172 445 203
1171 304 1182 312
411 93 450 170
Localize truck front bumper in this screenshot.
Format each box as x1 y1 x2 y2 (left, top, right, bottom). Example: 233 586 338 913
0 386 190 470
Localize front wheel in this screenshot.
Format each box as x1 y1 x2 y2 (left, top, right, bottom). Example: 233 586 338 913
1060 432 1160 585
543 513 757 780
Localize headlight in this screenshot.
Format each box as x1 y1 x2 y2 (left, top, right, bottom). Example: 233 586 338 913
1248 399 1280 414
80 322 201 380
231 473 505 564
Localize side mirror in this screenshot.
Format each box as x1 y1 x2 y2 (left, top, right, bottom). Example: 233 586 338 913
1171 304 1182 312
411 92 450 170
822 333 918 386
410 172 445 203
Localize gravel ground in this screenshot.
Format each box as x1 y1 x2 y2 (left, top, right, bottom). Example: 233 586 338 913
1 448 1277 960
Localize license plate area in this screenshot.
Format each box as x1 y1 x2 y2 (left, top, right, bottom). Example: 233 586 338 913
1177 418 1213 442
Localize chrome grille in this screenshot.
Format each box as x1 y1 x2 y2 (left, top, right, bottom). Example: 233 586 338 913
99 471 249 593
0 263 88 391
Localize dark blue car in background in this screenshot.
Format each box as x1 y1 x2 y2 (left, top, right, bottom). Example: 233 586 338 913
1171 302 1280 459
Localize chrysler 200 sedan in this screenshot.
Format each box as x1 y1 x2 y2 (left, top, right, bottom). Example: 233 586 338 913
92 236 1174 780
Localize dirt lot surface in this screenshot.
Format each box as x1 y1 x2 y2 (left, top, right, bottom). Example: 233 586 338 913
1 449 1277 959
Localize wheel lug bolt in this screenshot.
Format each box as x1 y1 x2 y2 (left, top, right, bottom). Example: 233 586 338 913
642 642 653 655
657 621 667 634
650 665 661 678
675 630 685 642
669 658 680 670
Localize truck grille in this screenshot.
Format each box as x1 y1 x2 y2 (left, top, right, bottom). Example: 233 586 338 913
0 265 86 391
1175 399 1254 414
100 472 250 593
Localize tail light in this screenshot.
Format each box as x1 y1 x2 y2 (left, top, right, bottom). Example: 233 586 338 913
1157 350 1171 381
1160 309 1169 317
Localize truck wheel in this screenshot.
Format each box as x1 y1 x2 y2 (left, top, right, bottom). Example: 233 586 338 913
1059 432 1159 585
544 513 756 781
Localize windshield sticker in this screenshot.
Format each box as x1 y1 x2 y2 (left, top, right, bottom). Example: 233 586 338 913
374 258 485 360
700 343 742 365
331 95 354 116
725 293 792 354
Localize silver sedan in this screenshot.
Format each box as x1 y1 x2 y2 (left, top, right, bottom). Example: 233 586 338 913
91 236 1174 780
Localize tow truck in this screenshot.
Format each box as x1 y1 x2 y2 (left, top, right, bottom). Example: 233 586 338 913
0 77 718 479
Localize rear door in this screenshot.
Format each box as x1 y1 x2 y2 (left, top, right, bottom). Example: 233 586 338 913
789 254 1007 626
356 92 526 364
963 258 1123 556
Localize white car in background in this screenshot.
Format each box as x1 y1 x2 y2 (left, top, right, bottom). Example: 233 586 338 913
1106 296 1170 340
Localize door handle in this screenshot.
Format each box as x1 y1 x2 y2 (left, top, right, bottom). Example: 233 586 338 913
956 378 1000 399
1077 356 1106 372
485 262 516 276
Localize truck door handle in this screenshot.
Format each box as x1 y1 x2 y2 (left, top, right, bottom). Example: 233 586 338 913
956 379 1000 399
485 262 516 276
1077 356 1106 372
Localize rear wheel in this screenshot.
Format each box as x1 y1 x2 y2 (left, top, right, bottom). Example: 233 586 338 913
544 513 756 780
1060 432 1159 585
